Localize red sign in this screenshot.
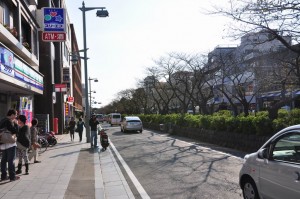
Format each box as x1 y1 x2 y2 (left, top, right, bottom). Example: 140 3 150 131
68 96 74 103
42 32 66 42
55 84 67 92
65 103 69 115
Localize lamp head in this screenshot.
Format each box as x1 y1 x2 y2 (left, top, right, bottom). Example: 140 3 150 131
70 54 79 65
96 9 109 17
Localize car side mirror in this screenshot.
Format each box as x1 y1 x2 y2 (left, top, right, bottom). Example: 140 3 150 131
258 148 268 159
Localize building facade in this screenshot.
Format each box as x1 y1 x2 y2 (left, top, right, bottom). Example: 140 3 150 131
0 0 83 133
0 0 43 123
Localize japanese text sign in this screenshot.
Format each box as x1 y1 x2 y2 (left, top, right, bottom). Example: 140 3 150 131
43 8 66 32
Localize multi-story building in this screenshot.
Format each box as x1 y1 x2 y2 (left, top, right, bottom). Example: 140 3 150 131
207 30 299 113
34 0 83 133
0 0 83 133
70 24 83 118
0 0 43 121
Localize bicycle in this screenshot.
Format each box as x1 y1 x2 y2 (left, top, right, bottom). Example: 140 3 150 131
37 135 49 153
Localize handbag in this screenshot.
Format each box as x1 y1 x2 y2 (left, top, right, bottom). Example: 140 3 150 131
32 142 41 150
0 128 17 144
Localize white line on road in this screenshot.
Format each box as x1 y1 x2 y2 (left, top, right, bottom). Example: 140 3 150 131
109 141 151 199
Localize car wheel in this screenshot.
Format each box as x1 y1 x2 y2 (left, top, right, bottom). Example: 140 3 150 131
242 178 260 199
140 129 143 133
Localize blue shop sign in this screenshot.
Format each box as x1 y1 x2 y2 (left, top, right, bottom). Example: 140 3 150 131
43 7 66 32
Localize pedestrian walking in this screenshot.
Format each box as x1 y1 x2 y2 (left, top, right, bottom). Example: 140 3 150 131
15 115 31 175
89 115 99 148
28 118 41 163
68 117 76 141
0 109 19 181
76 118 85 142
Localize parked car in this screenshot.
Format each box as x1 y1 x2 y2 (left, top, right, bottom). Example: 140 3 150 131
120 116 143 133
108 113 122 126
96 114 104 122
239 125 300 199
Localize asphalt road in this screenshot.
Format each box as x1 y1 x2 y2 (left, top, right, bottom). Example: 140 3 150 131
105 125 245 199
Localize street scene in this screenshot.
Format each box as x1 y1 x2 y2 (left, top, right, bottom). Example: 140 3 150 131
1 0 300 199
0 124 245 199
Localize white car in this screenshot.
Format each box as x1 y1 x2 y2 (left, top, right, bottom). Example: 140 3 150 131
121 116 143 133
239 125 300 199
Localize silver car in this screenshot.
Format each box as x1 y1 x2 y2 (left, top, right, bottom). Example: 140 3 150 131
121 116 143 133
239 125 300 199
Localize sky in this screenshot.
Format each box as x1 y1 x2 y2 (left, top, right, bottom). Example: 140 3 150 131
65 0 236 107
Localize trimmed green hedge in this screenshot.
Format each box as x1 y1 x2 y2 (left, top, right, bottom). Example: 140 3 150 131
138 109 300 136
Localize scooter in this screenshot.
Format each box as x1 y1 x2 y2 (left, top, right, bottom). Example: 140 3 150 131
99 128 109 151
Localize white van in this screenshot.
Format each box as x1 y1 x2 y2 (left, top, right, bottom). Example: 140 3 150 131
109 113 121 126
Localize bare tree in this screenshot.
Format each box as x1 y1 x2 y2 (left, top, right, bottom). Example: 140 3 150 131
154 53 195 114
209 0 300 118
211 0 300 53
206 47 267 116
144 67 175 114
170 53 213 114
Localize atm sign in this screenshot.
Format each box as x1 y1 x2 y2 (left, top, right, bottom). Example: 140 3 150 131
42 32 66 42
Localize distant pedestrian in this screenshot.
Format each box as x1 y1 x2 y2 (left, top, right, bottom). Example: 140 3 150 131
68 117 76 141
0 109 19 181
28 118 41 163
76 118 85 142
16 115 31 175
89 115 99 148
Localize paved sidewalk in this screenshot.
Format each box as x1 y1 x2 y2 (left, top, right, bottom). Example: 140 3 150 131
0 131 135 199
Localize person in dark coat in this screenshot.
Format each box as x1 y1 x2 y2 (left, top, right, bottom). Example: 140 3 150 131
76 118 85 142
15 114 31 175
68 117 76 141
89 115 100 148
0 109 19 181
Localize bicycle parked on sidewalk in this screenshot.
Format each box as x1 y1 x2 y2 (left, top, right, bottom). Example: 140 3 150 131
37 135 48 153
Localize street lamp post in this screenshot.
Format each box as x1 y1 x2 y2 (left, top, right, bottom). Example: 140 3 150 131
89 77 98 116
79 1 108 143
89 91 96 115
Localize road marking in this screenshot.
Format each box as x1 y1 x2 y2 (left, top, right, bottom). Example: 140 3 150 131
110 141 151 199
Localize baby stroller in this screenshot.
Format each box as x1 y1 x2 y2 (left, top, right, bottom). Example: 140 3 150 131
99 128 109 151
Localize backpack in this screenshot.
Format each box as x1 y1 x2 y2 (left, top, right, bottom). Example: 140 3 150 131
0 118 16 144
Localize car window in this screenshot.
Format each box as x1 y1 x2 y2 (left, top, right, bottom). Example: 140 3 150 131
271 132 300 163
127 120 141 122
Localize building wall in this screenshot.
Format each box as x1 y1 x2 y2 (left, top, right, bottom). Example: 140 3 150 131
0 0 43 122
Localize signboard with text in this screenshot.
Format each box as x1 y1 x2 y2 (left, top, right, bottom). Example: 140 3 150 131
68 96 74 103
42 32 66 42
55 84 67 92
42 7 66 42
43 8 66 32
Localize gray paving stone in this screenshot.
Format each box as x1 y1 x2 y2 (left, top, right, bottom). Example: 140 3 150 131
0 131 135 199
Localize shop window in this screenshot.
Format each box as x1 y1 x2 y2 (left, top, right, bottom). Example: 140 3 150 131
2 2 10 26
21 18 31 52
32 29 38 56
63 68 70 83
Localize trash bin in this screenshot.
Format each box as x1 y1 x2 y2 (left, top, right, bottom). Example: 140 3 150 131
53 118 58 134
